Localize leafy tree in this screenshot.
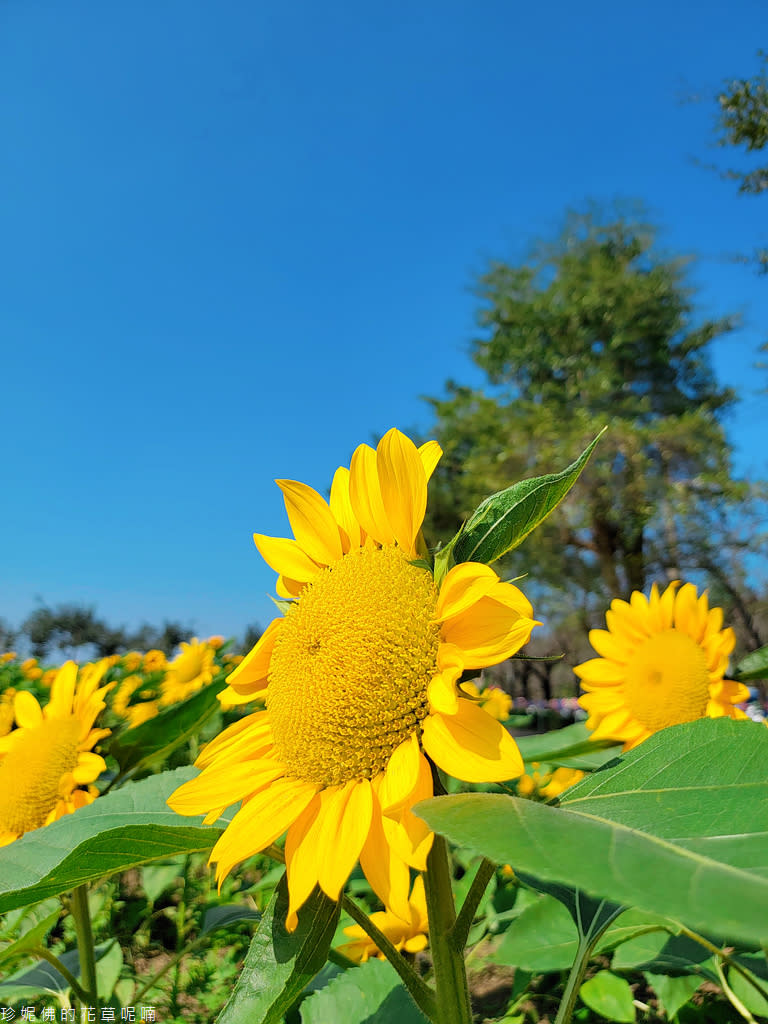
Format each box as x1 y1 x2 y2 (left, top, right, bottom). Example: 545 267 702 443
424 208 764 642
713 50 768 271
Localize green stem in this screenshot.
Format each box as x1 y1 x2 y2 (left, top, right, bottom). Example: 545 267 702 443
31 946 90 1004
554 934 599 1024
423 833 473 1024
342 894 437 1020
70 884 98 1009
453 858 495 951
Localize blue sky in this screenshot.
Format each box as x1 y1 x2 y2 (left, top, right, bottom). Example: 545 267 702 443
1 0 766 644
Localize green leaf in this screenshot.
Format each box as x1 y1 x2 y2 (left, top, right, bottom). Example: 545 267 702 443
141 859 185 904
579 971 636 1023
0 940 115 1002
95 940 123 1001
0 900 61 968
415 719 768 948
733 644 768 683
612 932 715 979
299 957 429 1024
728 962 768 1018
201 904 261 935
108 678 226 774
514 722 621 767
644 972 702 1021
216 873 340 1024
452 429 605 565
0 768 228 914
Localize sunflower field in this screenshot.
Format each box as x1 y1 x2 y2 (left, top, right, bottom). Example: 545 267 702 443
1 429 767 1024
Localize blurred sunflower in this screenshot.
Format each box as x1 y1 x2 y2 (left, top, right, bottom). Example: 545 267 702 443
338 875 428 962
0 661 112 845
575 581 748 750
159 639 217 706
460 681 512 721
169 428 539 929
517 763 584 800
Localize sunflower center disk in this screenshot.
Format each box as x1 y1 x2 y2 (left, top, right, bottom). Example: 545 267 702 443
0 717 81 835
624 629 709 731
267 545 441 787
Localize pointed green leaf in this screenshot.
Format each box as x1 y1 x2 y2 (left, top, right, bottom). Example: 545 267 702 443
108 678 226 774
216 873 340 1024
415 719 768 947
644 972 702 1021
201 904 261 935
514 722 621 766
0 901 61 968
579 971 636 1023
0 768 228 914
299 957 429 1024
733 644 768 683
452 429 605 565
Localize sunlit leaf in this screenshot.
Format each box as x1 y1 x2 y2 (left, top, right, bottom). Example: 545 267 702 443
733 644 768 683
579 971 635 1023
216 873 339 1024
416 719 768 947
299 957 428 1024
452 430 605 565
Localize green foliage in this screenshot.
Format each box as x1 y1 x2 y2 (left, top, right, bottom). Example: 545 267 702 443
578 971 636 1023
424 209 759 626
216 873 340 1024
450 431 604 567
415 719 768 948
0 768 226 914
734 642 768 682
299 957 429 1023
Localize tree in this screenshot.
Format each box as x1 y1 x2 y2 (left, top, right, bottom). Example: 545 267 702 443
712 50 768 271
424 208 764 642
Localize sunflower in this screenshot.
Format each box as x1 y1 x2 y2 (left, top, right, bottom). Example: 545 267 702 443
169 428 539 930
460 681 513 722
517 763 585 800
575 581 748 750
0 661 112 845
159 639 217 707
338 875 428 962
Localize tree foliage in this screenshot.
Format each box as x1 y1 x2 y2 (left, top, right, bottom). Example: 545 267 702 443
424 209 763 640
714 49 768 270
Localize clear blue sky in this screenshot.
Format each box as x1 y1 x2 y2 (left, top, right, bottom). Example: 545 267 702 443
1 0 766 644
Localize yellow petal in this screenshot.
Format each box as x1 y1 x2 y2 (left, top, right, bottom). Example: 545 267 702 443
588 629 628 663
46 662 77 719
168 760 284 816
376 429 427 555
426 643 463 715
253 534 322 582
418 440 442 481
349 443 395 546
359 783 412 922
573 658 626 685
276 575 305 598
422 700 524 783
225 619 282 696
379 733 420 817
435 563 499 622
285 794 324 931
211 778 317 884
381 755 434 870
71 752 106 784
439 582 538 669
330 466 363 551
276 479 344 566
14 690 43 729
316 778 373 900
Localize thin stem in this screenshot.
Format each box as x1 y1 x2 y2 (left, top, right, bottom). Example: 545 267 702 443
31 947 89 1004
715 957 756 1023
70 884 98 1009
453 858 495 952
342 894 437 1021
423 834 473 1024
677 925 768 1005
554 934 599 1024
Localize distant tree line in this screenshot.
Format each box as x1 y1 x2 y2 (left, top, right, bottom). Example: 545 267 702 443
0 604 262 661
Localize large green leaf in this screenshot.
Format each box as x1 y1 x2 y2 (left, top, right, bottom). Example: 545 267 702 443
733 644 768 683
514 722 621 769
451 430 605 565
108 678 226 773
415 719 768 947
216 873 340 1024
0 768 228 914
579 971 636 1023
299 957 429 1024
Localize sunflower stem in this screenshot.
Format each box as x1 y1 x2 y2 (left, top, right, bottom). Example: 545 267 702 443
453 857 495 952
423 833 473 1024
31 946 90 1005
342 894 437 1020
70 884 99 1010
